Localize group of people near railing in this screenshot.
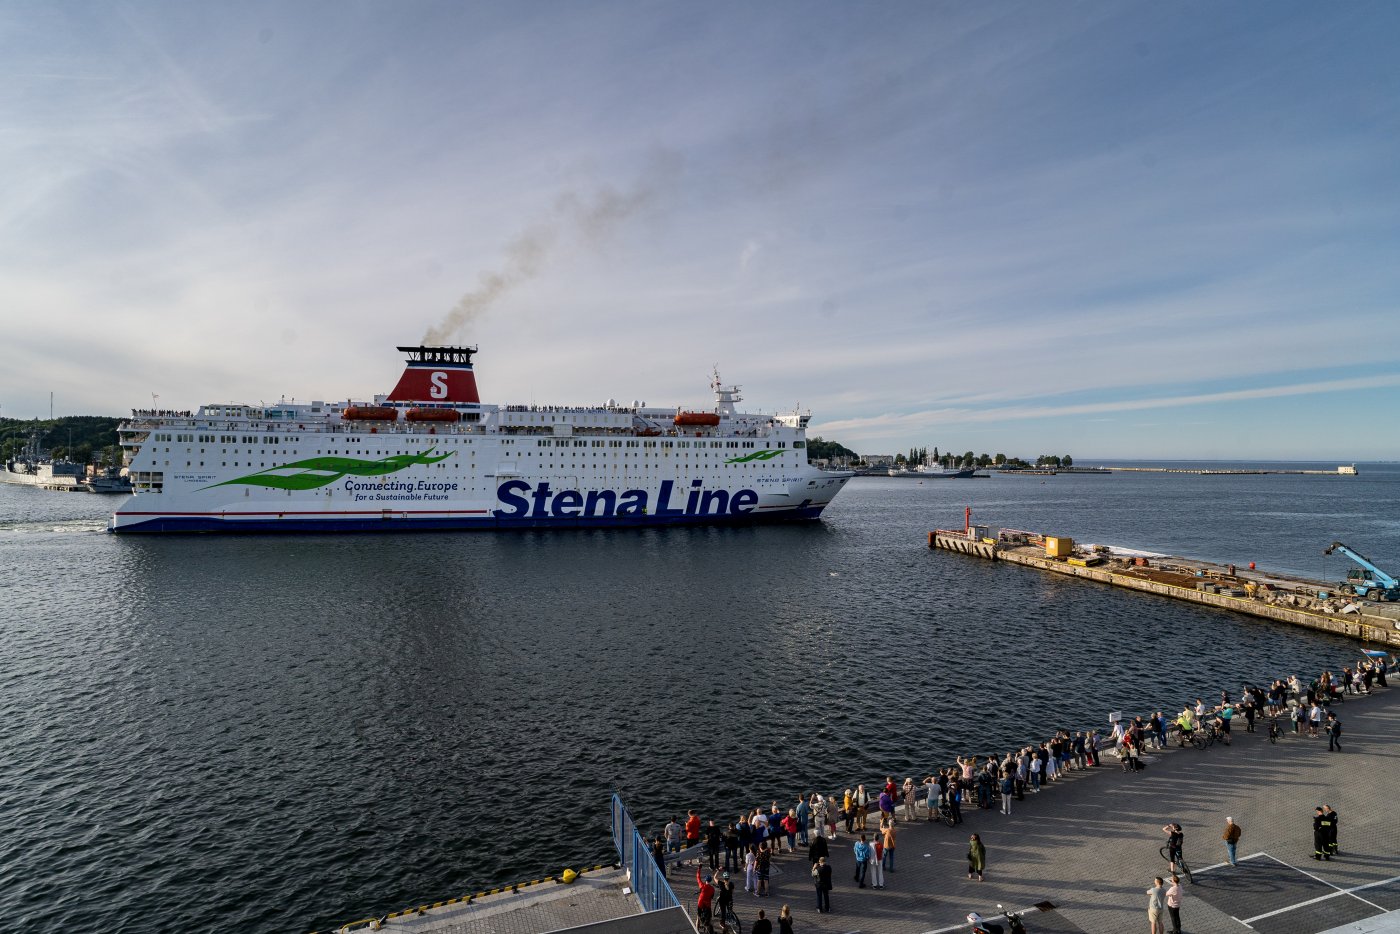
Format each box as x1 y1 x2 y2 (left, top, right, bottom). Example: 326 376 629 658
651 652 1392 931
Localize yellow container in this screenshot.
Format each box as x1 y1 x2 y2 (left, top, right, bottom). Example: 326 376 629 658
1045 536 1074 557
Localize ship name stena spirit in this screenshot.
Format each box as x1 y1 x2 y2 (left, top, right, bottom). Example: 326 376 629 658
110 346 853 532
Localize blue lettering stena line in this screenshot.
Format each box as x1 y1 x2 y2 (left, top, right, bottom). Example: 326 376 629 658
493 481 759 518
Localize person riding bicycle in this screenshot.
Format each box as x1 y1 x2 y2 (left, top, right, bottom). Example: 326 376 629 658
1162 822 1184 873
696 868 716 931
1217 702 1235 745
1176 708 1195 746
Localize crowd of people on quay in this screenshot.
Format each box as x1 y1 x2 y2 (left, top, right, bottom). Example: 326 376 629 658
650 653 1392 933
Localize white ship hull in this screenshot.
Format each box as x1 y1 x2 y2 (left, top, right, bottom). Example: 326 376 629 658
110 346 852 533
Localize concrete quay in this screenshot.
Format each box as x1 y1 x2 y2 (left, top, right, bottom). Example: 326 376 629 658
679 685 1400 934
320 684 1400 934
929 531 1400 649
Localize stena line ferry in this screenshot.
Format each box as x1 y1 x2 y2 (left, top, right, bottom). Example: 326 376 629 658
109 345 853 533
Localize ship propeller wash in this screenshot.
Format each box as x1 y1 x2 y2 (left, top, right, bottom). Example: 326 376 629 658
110 346 853 533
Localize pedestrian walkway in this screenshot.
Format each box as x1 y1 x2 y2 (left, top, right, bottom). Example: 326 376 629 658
320 679 1399 934
687 685 1400 934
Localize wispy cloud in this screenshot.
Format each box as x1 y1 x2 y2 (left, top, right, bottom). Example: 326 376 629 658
0 1 1396 459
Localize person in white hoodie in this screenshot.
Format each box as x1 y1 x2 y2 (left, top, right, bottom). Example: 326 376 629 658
868 833 885 889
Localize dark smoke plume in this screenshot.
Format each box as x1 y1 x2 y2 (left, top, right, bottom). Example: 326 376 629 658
423 154 680 345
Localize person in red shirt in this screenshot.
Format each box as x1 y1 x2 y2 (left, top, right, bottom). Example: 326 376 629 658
695 867 715 930
781 810 800 853
686 811 702 854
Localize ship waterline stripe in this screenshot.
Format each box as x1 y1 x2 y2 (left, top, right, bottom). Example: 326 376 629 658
115 509 493 517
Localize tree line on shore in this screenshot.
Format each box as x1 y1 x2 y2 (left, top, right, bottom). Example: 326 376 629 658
808 438 1074 470
0 417 122 466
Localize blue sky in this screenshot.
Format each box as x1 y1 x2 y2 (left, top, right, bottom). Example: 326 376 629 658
2 1 1397 459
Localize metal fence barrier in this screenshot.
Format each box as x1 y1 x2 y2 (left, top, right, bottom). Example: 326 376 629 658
610 793 682 914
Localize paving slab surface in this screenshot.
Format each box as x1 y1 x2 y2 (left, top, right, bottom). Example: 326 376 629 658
323 684 1400 934
359 869 643 934
676 685 1400 934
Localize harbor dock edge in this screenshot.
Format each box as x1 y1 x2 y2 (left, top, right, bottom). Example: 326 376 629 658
930 529 1400 648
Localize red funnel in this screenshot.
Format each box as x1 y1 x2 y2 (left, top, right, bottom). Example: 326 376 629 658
386 345 480 404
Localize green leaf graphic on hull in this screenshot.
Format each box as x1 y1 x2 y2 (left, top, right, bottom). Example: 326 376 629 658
204 448 454 491
725 449 786 464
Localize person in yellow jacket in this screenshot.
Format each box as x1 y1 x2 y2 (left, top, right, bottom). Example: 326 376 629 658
1176 708 1196 746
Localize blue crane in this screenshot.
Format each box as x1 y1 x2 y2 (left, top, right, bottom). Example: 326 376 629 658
1324 541 1400 601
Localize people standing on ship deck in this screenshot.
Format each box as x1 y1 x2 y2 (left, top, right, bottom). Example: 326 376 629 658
1324 805 1340 856
705 820 722 869
795 795 810 847
854 784 870 830
901 777 917 821
778 904 794 934
869 835 885 889
806 830 828 867
882 819 898 872
842 789 855 833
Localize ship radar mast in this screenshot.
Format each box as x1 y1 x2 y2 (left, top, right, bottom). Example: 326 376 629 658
711 366 742 418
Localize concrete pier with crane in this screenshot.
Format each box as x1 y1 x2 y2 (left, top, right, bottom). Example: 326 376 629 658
930 512 1400 648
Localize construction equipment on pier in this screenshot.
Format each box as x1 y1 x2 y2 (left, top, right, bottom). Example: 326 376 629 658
1324 541 1400 602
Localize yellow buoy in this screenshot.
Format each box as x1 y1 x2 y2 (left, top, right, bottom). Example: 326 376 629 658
561 868 579 884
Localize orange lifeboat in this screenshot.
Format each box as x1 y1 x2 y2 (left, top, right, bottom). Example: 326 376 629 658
674 411 720 427
405 408 461 422
343 406 398 421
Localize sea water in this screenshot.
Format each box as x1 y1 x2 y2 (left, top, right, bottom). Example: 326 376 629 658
2 463 1396 932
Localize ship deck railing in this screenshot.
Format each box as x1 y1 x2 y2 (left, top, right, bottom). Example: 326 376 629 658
117 421 786 440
